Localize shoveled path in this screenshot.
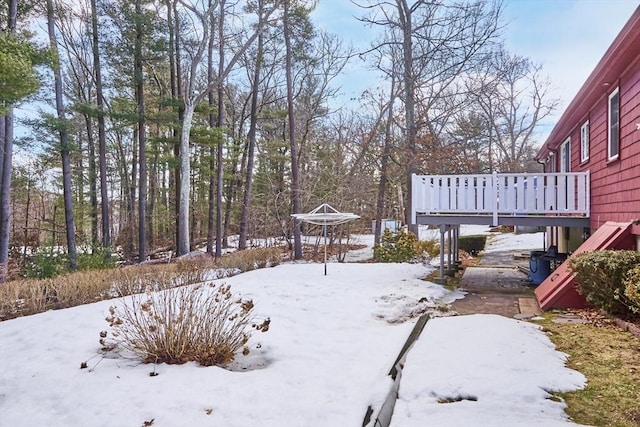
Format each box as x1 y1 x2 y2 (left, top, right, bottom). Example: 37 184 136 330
451 249 541 318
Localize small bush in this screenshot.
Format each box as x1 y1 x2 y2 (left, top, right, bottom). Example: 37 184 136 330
26 247 69 279
26 247 117 279
458 235 487 256
102 283 270 366
77 248 117 271
420 238 440 259
568 250 640 315
623 266 640 314
374 229 434 263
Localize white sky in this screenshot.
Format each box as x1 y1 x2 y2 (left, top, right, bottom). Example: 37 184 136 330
0 227 588 426
313 0 639 143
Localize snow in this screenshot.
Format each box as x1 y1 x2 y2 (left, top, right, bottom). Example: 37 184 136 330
486 230 548 252
0 229 586 427
390 315 587 427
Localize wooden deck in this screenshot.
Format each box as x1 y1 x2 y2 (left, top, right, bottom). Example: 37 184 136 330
411 172 590 228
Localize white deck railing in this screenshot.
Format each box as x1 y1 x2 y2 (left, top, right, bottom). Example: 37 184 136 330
412 172 590 225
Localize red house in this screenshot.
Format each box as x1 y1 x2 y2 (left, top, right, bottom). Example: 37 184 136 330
532 6 640 308
536 5 640 240
410 7 639 308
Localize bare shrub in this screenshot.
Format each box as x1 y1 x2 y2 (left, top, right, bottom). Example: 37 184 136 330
102 283 270 366
215 247 283 272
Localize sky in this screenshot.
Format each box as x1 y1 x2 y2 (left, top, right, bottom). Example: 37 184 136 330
0 227 588 426
13 1 638 147
313 0 639 143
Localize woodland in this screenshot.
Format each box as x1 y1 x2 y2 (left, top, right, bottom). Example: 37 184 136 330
0 0 558 281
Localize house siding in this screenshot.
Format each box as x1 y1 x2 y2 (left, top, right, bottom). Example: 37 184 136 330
591 58 640 225
547 11 640 229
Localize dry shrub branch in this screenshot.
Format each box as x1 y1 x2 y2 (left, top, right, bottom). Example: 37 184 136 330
102 283 270 366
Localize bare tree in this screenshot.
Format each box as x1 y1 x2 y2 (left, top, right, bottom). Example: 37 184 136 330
470 49 559 172
90 0 111 250
358 0 503 225
134 0 147 261
238 0 268 251
214 0 226 258
283 0 302 260
175 0 276 255
46 0 78 269
374 77 397 245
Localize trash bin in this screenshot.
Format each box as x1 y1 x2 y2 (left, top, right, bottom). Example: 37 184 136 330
529 250 551 285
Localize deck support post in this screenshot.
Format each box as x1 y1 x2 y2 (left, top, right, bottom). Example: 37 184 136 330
435 225 447 285
446 227 455 277
453 226 460 271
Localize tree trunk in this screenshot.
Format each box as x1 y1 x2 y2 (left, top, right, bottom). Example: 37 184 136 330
0 0 18 282
85 114 99 246
22 177 31 263
177 105 195 255
215 0 226 258
375 78 396 245
283 0 302 260
46 0 77 270
168 0 183 253
129 130 137 258
91 0 111 250
0 112 12 282
238 0 264 250
148 125 159 247
135 0 147 262
398 0 416 228
206 0 216 255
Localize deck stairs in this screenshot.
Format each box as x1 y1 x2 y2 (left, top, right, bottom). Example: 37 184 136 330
535 221 636 310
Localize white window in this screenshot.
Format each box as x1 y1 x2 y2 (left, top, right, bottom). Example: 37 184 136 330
608 87 620 160
560 138 571 172
580 120 589 162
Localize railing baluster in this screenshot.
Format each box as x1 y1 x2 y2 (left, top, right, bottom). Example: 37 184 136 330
577 173 586 212
558 175 567 211
567 174 576 211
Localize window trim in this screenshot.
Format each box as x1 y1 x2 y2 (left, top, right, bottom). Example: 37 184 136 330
560 137 571 173
580 120 589 163
608 87 620 161
548 152 556 173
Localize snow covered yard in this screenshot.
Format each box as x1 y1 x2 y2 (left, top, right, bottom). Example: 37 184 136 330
0 228 587 426
390 315 587 427
0 263 459 426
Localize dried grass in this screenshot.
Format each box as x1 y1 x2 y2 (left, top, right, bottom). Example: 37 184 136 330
535 312 640 427
0 247 282 321
214 247 283 273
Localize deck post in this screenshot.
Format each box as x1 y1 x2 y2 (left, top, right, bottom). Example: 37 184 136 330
492 172 498 226
453 226 460 270
435 225 447 285
446 227 454 276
